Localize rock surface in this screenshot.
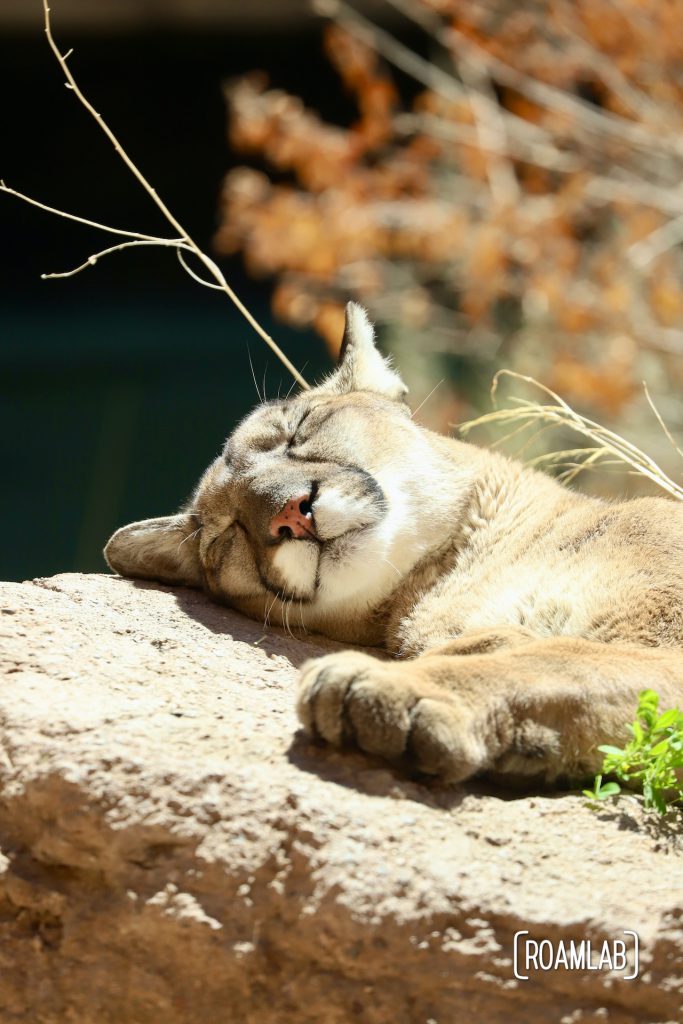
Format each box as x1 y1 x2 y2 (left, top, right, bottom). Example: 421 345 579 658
0 573 682 1023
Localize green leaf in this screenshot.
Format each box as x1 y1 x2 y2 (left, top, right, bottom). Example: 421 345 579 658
654 709 681 731
630 721 644 744
638 689 660 710
590 690 683 815
595 782 621 799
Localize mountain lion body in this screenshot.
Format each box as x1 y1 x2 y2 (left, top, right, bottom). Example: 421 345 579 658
105 304 683 785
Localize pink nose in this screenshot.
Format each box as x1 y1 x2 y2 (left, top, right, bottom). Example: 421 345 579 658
269 494 316 540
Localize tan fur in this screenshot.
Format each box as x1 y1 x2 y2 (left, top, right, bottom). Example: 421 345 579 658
105 304 683 786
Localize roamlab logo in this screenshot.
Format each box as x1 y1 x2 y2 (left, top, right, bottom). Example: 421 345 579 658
513 930 639 981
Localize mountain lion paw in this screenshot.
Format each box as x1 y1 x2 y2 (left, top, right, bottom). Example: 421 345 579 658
296 651 490 782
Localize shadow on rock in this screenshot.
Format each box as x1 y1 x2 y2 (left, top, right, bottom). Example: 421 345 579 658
595 804 683 851
285 727 524 810
120 576 333 668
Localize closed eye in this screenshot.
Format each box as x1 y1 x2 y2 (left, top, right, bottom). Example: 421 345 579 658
287 408 314 448
288 406 338 450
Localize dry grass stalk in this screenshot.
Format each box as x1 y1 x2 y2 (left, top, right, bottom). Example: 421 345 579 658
460 370 683 501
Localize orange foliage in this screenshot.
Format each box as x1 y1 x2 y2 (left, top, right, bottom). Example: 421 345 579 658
216 1 683 423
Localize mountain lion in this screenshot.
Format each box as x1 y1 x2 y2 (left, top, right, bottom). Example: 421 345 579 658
105 304 683 786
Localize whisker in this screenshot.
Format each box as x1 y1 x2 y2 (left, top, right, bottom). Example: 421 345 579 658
281 595 294 640
247 345 263 404
264 590 279 630
285 596 296 640
178 526 202 550
359 545 403 579
285 361 308 401
411 379 445 420
298 598 308 636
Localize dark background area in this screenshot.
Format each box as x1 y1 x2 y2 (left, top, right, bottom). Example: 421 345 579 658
1 24 347 581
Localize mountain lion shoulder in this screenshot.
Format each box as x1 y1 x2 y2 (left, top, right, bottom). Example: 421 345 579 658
105 303 683 786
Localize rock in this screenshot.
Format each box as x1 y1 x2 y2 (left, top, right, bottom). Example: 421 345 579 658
0 573 681 1023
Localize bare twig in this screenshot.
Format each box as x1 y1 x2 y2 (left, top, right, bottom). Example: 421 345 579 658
445 24 683 159
381 0 683 158
582 175 683 218
392 112 579 173
2 3 309 390
458 56 520 207
41 238 185 279
176 248 225 291
554 0 669 126
324 0 683 223
392 116 683 220
312 0 558 148
628 212 683 269
313 0 466 103
0 181 173 242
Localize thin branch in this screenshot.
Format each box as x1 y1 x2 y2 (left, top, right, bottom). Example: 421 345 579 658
313 0 465 103
445 24 683 159
628 211 683 269
554 1 669 127
312 0 557 148
458 56 519 207
327 0 683 220
392 113 579 173
43 2 190 244
0 181 172 242
582 175 683 218
4 4 309 391
176 248 225 290
41 238 185 279
382 0 683 159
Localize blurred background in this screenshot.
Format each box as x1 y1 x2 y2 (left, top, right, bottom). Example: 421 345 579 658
3 0 683 583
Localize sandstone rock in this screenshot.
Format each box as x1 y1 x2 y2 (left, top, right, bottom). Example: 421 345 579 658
0 573 681 1023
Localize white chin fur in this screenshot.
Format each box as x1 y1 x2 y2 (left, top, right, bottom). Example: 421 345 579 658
316 467 431 610
271 541 318 599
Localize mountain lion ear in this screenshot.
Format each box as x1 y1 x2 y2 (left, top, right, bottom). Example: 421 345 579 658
322 302 408 401
104 513 203 589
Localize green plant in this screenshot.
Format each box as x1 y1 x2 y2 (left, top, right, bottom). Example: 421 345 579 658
583 689 683 813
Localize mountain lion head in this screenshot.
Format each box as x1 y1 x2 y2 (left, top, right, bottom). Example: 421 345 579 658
105 304 468 643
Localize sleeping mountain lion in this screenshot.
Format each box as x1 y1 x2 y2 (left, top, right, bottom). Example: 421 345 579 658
105 303 683 786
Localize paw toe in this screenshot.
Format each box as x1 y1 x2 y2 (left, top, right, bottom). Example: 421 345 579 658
343 676 415 759
296 652 377 746
298 654 490 783
407 698 484 782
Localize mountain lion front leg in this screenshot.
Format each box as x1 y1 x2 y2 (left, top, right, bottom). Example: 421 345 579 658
296 636 683 784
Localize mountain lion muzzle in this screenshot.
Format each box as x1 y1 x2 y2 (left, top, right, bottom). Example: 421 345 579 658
105 303 683 787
